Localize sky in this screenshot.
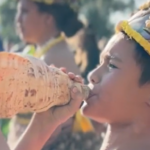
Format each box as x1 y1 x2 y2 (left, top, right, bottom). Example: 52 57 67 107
136 0 147 6
110 0 148 24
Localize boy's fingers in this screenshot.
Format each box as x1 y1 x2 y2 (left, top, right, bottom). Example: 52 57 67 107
50 64 56 67
60 67 67 73
68 72 76 80
69 87 84 110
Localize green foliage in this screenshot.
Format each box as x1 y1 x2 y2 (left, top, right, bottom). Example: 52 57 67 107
0 0 19 43
80 0 135 39
0 119 10 138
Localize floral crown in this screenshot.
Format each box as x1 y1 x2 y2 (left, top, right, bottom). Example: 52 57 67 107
32 0 80 11
115 1 150 55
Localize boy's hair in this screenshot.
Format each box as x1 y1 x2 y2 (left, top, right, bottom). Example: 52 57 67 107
134 40 150 85
123 31 150 85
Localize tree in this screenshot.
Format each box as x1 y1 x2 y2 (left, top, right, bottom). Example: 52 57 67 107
80 0 135 39
0 0 19 43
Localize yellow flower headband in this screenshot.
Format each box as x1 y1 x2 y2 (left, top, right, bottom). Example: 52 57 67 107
115 1 150 55
31 0 80 11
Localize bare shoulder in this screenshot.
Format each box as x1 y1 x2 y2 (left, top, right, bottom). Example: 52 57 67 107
43 41 80 74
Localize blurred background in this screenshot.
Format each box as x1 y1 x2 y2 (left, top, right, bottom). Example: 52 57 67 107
0 0 147 52
0 0 148 149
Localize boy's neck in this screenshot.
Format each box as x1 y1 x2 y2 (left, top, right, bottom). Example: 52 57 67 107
100 122 150 150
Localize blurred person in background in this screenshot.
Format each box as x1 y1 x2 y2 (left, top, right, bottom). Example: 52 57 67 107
8 0 103 150
8 0 80 148
69 26 100 83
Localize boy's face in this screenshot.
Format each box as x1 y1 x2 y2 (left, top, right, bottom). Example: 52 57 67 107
83 32 150 124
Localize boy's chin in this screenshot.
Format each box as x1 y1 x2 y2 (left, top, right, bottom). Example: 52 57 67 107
81 104 92 117
81 105 108 124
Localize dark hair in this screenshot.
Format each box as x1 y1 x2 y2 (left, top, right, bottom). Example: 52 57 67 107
122 9 150 85
122 31 150 85
74 30 100 81
134 41 150 85
35 2 83 37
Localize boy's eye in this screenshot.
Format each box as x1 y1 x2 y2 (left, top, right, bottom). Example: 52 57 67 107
108 63 118 69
